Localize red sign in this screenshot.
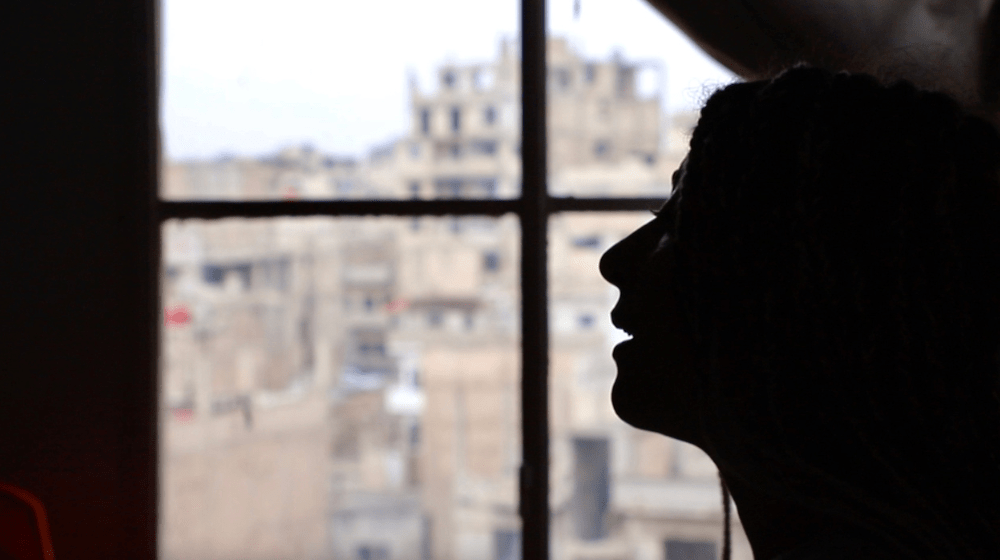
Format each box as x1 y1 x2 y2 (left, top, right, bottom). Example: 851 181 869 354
164 305 191 326
172 408 194 422
385 299 409 312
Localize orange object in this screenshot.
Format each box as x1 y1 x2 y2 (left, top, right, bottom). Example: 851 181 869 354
0 484 55 560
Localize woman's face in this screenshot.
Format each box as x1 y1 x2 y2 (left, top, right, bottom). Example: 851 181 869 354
599 162 703 444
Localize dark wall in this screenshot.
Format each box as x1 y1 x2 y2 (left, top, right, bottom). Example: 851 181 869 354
2 1 158 558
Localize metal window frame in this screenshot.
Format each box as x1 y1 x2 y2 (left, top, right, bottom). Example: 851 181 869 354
155 1 664 558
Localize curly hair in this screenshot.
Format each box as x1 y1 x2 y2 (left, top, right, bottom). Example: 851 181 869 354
673 67 1000 559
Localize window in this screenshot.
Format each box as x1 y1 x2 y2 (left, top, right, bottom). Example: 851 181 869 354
427 309 443 328
572 437 610 541
357 545 390 560
9 0 756 556
434 178 464 198
665 539 717 560
594 140 610 157
471 139 498 155
495 529 521 560
572 235 602 249
551 67 571 91
201 262 251 290
484 250 500 272
616 66 634 98
420 108 431 135
158 5 684 560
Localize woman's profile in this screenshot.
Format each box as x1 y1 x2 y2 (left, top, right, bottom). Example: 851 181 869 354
601 66 1000 559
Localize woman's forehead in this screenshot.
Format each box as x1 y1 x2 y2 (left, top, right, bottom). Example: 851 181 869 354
656 157 688 215
672 158 688 189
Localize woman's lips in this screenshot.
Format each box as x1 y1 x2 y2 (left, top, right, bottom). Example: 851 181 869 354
612 337 638 363
610 306 640 338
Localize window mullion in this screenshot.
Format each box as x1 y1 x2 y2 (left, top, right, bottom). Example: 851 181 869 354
519 0 549 559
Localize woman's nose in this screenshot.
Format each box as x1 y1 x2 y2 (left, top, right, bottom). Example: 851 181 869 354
600 236 631 287
600 217 664 287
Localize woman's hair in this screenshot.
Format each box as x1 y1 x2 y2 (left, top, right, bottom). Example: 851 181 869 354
674 66 1000 558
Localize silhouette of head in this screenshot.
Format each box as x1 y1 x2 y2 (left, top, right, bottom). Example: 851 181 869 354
602 66 1000 558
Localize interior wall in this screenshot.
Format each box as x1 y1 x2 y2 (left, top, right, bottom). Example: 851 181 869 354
2 1 158 558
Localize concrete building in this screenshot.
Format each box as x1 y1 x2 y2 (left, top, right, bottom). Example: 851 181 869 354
159 37 748 560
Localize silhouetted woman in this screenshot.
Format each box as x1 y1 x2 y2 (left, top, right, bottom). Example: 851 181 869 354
601 66 1000 559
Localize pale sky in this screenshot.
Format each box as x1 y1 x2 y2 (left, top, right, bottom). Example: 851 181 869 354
162 0 736 161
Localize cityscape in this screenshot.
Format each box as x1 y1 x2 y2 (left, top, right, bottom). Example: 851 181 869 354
159 37 750 560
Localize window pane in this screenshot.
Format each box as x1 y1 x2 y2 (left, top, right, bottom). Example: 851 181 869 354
548 213 751 560
545 0 736 197
160 0 519 200
160 216 521 559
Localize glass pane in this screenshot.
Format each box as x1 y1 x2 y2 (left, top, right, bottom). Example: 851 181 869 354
548 213 751 560
545 0 736 197
160 216 521 559
161 0 518 200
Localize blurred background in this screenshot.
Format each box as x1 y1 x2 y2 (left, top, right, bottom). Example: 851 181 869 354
158 0 747 558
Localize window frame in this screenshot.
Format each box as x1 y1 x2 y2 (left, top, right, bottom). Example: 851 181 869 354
155 1 665 559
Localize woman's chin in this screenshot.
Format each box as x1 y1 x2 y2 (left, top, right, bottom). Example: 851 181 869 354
610 374 662 432
610 370 700 444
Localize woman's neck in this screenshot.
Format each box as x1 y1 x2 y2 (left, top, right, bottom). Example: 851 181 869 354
721 470 859 560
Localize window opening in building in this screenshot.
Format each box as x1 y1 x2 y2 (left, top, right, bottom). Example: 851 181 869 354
357 545 391 560
471 139 498 156
451 106 461 132
594 141 609 158
665 539 718 560
552 67 571 91
571 235 601 249
616 65 634 98
484 251 500 272
420 108 431 135
494 529 521 560
572 437 610 541
428 309 443 327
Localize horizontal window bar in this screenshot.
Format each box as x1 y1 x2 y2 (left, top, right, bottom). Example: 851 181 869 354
157 199 520 219
157 197 666 221
548 197 665 212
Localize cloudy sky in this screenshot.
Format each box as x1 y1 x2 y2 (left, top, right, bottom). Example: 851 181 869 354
161 0 736 160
